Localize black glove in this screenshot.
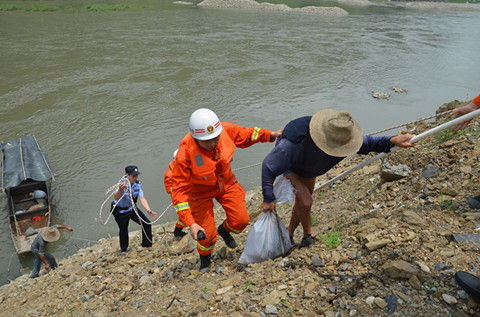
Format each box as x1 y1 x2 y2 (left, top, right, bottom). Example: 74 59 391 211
197 230 207 241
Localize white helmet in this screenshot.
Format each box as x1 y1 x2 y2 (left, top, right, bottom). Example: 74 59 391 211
189 108 223 140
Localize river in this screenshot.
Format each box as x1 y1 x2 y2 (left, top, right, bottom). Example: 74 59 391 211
0 2 479 283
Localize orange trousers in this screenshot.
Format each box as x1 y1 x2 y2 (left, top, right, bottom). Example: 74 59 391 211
169 194 185 229
189 182 249 256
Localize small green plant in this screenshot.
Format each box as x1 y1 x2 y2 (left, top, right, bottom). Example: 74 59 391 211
0 4 24 11
0 4 59 11
245 281 253 291
434 124 469 143
321 231 341 248
281 298 294 315
439 190 453 208
28 5 59 12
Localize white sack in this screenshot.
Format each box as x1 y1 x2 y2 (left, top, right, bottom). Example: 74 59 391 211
238 211 294 264
273 174 296 205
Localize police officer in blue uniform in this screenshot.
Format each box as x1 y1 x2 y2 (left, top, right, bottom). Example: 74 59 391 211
112 166 158 252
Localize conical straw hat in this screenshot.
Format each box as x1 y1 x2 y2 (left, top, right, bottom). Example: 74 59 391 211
309 109 363 157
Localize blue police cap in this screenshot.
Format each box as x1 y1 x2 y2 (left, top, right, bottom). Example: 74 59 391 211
125 165 141 176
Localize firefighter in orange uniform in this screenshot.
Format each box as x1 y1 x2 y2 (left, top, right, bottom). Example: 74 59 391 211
171 108 282 272
164 149 187 239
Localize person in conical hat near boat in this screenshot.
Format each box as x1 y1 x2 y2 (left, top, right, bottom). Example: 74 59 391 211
30 224 73 278
164 149 187 239
171 108 282 272
261 109 416 248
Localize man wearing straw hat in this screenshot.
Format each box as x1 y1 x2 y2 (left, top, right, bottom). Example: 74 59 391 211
261 109 415 248
30 224 73 278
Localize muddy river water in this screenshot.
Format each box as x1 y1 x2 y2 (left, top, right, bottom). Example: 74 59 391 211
0 3 479 283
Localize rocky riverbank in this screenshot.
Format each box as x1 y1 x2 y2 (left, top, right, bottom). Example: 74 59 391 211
2 99 480 316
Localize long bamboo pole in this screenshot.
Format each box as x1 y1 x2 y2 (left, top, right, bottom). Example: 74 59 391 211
315 109 480 191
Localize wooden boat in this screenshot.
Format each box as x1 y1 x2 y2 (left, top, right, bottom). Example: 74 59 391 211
1 136 54 254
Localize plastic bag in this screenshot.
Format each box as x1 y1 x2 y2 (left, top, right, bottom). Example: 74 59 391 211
238 211 294 264
273 174 296 205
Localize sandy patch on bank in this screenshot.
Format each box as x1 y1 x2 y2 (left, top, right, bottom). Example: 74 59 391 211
338 0 372 7
198 0 348 15
173 1 194 5
405 1 480 11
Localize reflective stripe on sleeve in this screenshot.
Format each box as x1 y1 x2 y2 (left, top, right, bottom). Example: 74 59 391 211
174 202 190 213
176 220 184 226
251 127 261 142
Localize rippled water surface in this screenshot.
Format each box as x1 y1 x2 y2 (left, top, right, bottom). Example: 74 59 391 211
0 4 479 283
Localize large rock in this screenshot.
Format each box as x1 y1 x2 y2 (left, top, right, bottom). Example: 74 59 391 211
380 162 411 182
365 239 392 251
421 165 438 178
449 234 480 248
382 260 419 279
435 100 467 115
169 235 196 255
442 294 458 305
402 210 427 227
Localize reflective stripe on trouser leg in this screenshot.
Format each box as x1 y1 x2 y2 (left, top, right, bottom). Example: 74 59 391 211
224 220 242 234
197 241 215 256
189 194 218 256
175 219 184 229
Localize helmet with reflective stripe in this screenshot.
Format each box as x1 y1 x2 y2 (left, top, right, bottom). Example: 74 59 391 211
189 108 223 140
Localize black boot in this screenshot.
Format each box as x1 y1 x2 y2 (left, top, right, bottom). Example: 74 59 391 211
217 223 237 249
174 226 187 239
199 254 211 273
299 234 315 248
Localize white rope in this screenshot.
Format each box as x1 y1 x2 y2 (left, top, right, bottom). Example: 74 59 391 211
232 162 262 172
366 110 452 136
99 176 172 226
98 176 175 244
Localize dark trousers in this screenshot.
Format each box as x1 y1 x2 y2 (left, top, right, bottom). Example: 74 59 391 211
31 249 57 278
113 208 152 252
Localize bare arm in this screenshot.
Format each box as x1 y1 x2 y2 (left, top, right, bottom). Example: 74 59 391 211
39 253 49 270
451 101 479 132
113 181 126 200
139 196 158 219
56 225 73 231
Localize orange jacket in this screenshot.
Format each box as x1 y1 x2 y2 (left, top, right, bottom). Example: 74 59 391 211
473 94 480 107
164 161 175 195
171 122 273 227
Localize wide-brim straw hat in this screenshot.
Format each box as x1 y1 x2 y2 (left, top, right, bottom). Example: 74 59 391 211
309 109 363 157
41 227 60 242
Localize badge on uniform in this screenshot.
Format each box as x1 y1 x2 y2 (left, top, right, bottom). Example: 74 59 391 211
195 155 204 167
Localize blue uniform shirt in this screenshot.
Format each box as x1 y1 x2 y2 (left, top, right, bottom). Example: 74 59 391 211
113 181 144 213
262 116 394 202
